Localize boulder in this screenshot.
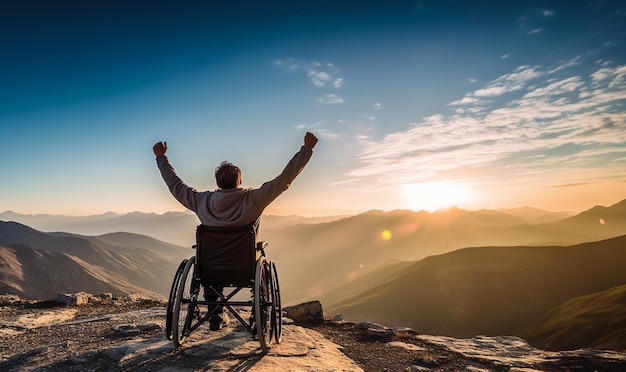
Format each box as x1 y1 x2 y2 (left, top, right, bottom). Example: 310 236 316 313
55 292 92 306
283 300 324 325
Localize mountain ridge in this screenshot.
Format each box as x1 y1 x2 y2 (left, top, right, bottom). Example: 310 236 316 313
321 234 626 351
0 221 189 300
265 198 626 304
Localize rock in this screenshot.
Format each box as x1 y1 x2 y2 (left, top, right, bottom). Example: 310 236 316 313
55 292 92 306
357 321 387 330
137 323 162 332
368 327 394 336
283 301 324 325
112 325 141 337
332 313 344 322
410 366 432 372
393 327 419 337
126 293 150 302
0 294 24 305
98 293 113 300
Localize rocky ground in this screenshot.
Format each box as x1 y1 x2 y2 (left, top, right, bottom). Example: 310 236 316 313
1 295 626 371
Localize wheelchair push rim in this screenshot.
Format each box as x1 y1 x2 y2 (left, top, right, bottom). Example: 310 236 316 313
166 259 188 341
254 256 274 352
172 256 196 347
270 260 282 344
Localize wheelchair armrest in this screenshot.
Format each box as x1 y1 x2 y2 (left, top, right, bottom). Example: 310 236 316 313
256 241 268 251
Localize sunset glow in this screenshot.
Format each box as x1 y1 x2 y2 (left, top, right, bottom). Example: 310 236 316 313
1 2 625 216
403 182 474 212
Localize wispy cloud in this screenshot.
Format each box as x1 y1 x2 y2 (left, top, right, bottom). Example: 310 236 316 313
548 56 582 74
275 58 344 89
295 122 339 139
317 94 344 104
472 66 542 97
346 58 626 191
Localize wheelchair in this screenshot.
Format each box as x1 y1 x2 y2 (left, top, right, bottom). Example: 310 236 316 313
165 224 282 352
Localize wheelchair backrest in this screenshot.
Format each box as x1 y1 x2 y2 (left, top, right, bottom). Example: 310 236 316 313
195 224 260 287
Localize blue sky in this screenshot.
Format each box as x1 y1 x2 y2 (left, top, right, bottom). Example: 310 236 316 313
1 0 625 216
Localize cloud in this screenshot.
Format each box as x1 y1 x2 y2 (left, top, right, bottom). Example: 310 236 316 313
346 58 626 191
449 97 481 106
275 58 344 89
472 66 542 97
295 122 339 139
548 56 582 74
522 76 585 98
528 28 542 35
310 71 332 87
373 103 383 110
317 94 344 104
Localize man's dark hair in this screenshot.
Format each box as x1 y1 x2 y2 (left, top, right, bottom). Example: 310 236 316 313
215 161 241 189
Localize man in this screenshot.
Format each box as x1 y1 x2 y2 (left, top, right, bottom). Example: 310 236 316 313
153 131 318 329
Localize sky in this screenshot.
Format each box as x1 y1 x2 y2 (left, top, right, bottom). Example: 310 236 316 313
1 0 625 217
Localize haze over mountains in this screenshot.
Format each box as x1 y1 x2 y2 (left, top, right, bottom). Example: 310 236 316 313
0 210 346 247
1 198 625 351
2 200 625 303
265 199 626 304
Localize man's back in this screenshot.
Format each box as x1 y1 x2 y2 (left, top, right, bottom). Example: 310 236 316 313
153 132 318 226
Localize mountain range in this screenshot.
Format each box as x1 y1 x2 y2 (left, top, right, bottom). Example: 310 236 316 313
0 210 346 247
0 221 189 300
2 200 625 304
1 198 625 351
264 199 626 304
320 234 626 351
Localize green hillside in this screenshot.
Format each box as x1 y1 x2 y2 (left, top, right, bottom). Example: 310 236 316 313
524 284 626 351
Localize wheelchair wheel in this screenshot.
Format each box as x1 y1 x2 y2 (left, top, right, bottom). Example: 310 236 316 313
270 261 282 344
172 256 196 347
166 259 188 341
254 256 274 352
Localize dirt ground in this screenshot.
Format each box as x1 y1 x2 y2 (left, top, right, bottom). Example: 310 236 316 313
2 299 626 372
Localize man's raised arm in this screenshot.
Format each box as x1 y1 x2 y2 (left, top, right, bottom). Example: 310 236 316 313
304 131 318 149
153 141 168 156
153 141 200 213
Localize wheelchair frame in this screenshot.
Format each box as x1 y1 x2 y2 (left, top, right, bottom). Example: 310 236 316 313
165 224 282 353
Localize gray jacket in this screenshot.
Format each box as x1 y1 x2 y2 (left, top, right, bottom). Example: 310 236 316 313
156 146 313 227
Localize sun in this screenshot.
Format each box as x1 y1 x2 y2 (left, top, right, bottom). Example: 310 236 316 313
402 181 474 212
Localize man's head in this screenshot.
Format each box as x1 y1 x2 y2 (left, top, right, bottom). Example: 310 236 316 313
215 161 242 189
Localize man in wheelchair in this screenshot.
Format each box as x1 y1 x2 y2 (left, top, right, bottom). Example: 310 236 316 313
153 132 318 334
